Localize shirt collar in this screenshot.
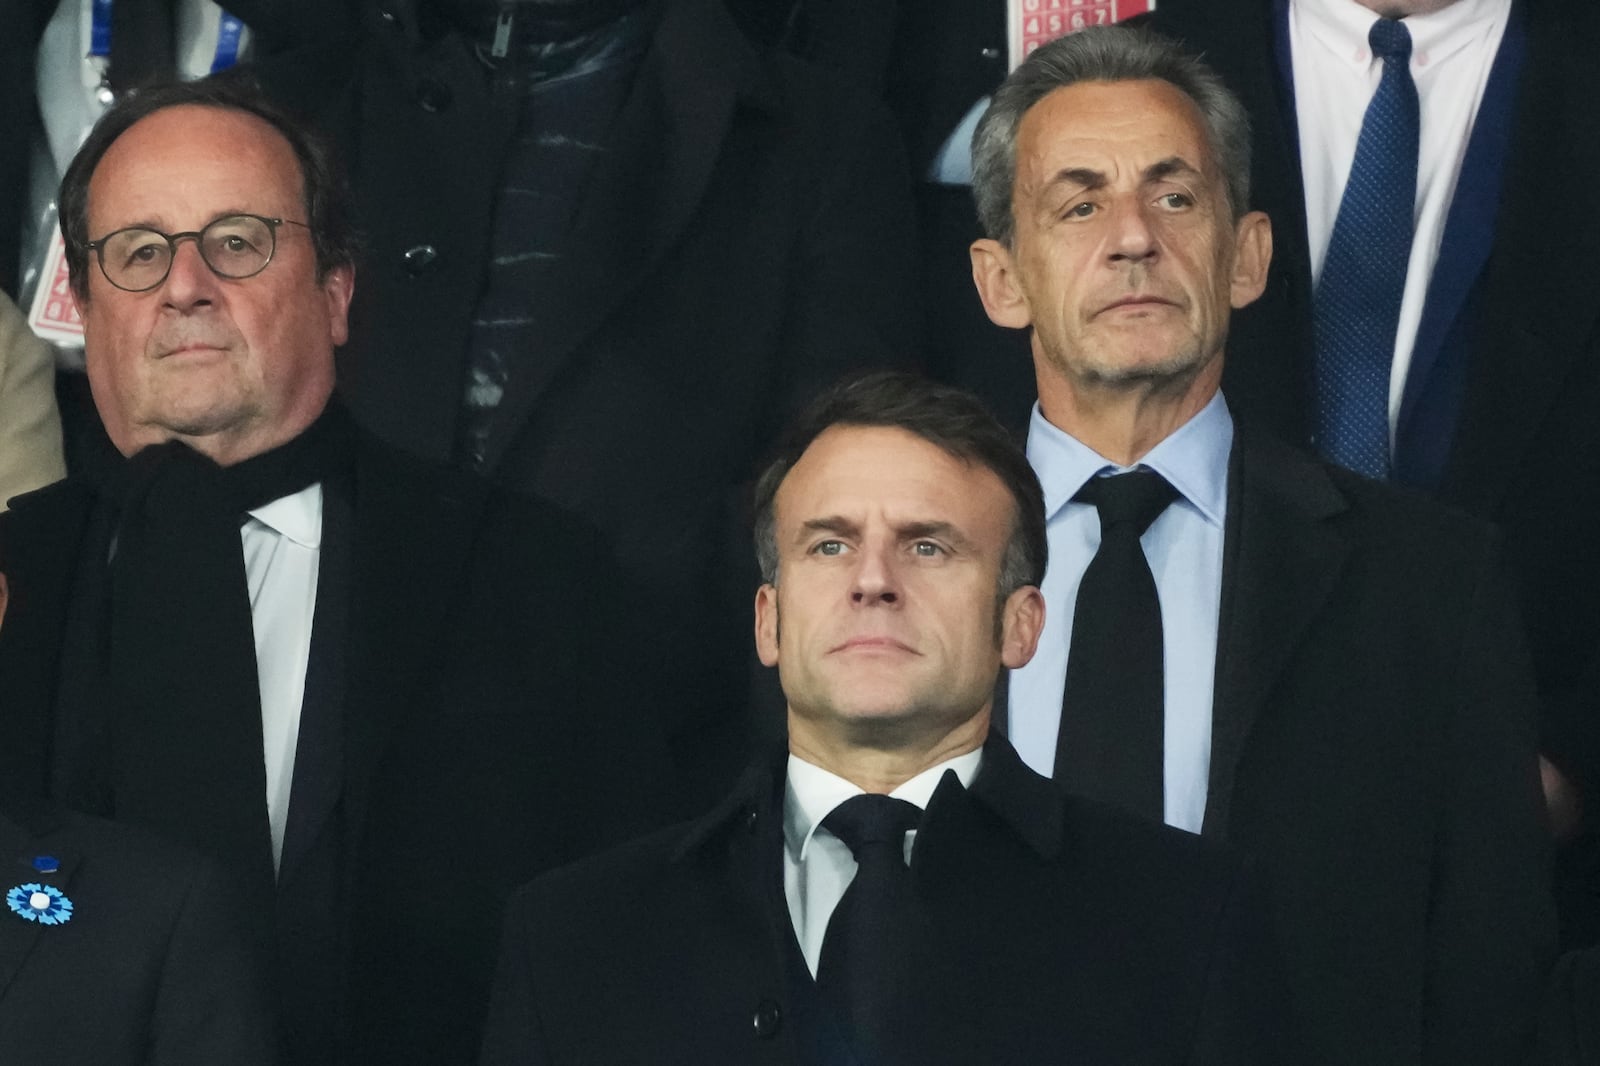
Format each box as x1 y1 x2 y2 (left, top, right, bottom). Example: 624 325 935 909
246 483 323 549
1025 390 1233 528
783 748 984 863
1292 0 1509 71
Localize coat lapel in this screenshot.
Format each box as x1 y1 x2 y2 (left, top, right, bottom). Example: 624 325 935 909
0 811 79 1002
0 483 95 803
1205 429 1349 837
480 0 781 471
339 447 487 864
1439 0 1600 515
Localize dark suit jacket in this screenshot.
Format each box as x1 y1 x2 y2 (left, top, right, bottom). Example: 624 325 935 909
0 428 670 1066
0 806 280 1065
1146 0 1600 847
1172 424 1550 1066
246 0 919 801
479 734 1287 1066
1541 945 1600 1066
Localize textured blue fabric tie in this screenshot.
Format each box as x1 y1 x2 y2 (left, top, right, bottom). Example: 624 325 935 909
1312 18 1419 479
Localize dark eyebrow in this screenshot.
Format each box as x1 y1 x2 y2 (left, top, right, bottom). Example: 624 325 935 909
1143 156 1203 184
1046 167 1107 192
797 516 859 541
897 521 976 552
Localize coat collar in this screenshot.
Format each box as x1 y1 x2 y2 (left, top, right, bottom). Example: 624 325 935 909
674 732 1065 870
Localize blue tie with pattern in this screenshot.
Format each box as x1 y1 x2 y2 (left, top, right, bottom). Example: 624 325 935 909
1312 18 1419 479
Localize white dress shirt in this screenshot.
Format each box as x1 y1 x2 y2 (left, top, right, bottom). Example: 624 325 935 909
241 484 322 871
1290 0 1510 437
783 749 982 976
1009 394 1232 834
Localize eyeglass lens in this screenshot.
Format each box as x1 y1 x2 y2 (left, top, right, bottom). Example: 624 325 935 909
100 215 277 290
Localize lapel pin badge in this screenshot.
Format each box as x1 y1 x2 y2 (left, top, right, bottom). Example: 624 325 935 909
6 883 73 926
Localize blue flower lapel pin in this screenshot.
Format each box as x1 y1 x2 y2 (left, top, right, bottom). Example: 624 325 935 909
6 882 73 926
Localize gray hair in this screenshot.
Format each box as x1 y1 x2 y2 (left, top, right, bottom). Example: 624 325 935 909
971 24 1253 246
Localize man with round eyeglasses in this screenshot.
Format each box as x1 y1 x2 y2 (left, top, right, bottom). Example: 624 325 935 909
86 214 310 294
0 75 668 1066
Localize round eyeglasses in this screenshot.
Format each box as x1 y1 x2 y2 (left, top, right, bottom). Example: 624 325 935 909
85 214 311 292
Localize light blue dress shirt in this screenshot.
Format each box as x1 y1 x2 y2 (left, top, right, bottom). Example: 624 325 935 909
1009 393 1232 834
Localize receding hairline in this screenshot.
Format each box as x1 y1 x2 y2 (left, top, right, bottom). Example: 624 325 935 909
1014 77 1228 195
85 103 308 216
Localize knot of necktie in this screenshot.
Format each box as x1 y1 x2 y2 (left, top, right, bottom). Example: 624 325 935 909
821 794 922 864
1368 18 1412 62
1073 469 1178 538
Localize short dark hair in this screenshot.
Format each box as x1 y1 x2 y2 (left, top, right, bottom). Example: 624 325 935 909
752 371 1048 598
971 24 1253 246
59 72 359 299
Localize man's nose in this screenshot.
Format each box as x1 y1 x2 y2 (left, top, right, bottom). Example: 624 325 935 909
160 237 220 309
1106 198 1160 265
850 544 901 606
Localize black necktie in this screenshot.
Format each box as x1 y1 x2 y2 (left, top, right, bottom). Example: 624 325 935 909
1056 470 1177 822
816 793 923 1061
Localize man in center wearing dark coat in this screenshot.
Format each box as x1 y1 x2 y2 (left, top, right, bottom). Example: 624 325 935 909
479 371 1286 1066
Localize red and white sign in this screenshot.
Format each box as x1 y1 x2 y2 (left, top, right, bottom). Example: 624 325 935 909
26 231 84 347
1009 0 1156 70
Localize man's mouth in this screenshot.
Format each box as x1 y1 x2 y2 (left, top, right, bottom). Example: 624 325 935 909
1099 294 1177 313
831 636 917 655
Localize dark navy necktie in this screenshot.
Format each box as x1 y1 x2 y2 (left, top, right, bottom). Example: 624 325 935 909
1312 18 1419 480
816 794 923 1061
1056 470 1177 823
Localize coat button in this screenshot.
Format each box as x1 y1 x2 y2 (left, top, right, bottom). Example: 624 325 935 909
415 78 453 112
741 805 759 833
378 6 396 21
752 999 782 1039
402 244 438 276
980 46 1001 60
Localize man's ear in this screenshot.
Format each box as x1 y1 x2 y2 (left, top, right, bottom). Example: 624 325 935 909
970 238 1035 330
322 263 356 348
999 585 1045 670
754 583 779 667
0 572 9 634
1229 210 1273 310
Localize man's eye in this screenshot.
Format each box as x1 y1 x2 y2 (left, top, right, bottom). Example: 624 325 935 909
1156 192 1193 209
812 540 847 556
911 541 945 558
127 242 165 264
1064 201 1096 219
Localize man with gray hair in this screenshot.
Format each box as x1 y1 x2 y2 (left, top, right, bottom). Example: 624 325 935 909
967 24 1551 1066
